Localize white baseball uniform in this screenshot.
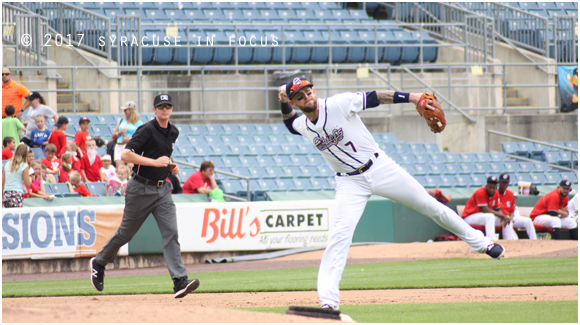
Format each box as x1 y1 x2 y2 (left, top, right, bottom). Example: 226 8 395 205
286 91 492 308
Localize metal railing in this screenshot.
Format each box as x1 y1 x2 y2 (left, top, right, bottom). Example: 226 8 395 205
456 2 578 63
487 130 578 173
173 159 250 202
394 2 495 64
2 4 49 68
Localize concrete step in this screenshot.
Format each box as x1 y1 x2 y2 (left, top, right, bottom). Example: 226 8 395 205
57 83 70 89
506 97 528 106
505 88 518 97
56 102 92 112
57 93 80 103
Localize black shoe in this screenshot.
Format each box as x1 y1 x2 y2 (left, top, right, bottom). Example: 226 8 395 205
90 257 105 291
485 243 505 259
173 277 200 299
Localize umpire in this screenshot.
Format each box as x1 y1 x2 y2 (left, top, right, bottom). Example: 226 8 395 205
90 94 199 299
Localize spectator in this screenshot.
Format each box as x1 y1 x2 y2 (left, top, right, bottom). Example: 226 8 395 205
66 171 96 197
61 142 82 171
462 176 518 240
111 101 143 167
2 144 31 208
22 92 58 144
3 136 15 160
40 163 56 184
497 173 537 240
2 67 31 118
58 153 73 183
530 180 578 240
106 165 129 196
166 158 183 194
40 144 60 180
80 138 102 182
30 115 51 153
26 160 55 201
183 160 219 194
48 116 69 156
26 148 34 168
2 105 25 146
75 116 91 153
99 154 115 183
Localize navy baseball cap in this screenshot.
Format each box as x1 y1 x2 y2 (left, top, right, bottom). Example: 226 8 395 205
487 176 498 184
26 91 42 100
560 180 572 188
154 94 173 107
499 173 510 183
285 77 314 100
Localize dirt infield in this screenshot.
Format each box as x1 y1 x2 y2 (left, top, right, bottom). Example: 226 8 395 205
2 240 578 323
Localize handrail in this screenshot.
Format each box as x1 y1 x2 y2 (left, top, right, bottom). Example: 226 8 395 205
401 66 476 123
487 130 577 172
494 32 549 75
172 159 251 201
369 68 401 92
504 154 576 172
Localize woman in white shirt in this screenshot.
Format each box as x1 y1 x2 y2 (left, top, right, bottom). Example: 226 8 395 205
2 144 32 208
111 101 143 167
23 92 58 141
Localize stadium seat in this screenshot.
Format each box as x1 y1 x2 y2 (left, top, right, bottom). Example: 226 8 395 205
489 152 507 162
530 173 548 185
86 182 107 196
501 142 519 154
473 163 490 174
458 163 477 174
454 175 469 187
31 148 45 159
470 174 487 187
460 153 478 163
444 153 462 164
514 173 533 183
392 31 419 63
257 155 277 167
222 156 242 168
413 164 427 176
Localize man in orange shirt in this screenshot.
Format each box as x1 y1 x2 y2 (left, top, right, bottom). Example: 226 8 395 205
530 180 577 240
497 173 536 240
2 67 31 118
462 176 517 240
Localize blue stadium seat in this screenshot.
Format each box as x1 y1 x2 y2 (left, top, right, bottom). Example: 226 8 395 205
439 175 455 188
460 153 478 163
86 182 107 196
317 165 334 177
560 171 578 184
530 173 548 185
413 164 427 176
188 136 206 146
488 163 503 173
558 151 573 168
248 144 268 156
307 154 326 166
291 154 311 166
501 142 519 154
443 163 460 175
475 153 491 162
248 166 267 179
221 156 242 168
445 153 462 164
264 144 283 155
391 30 420 63
256 155 275 167
544 151 561 164
194 145 215 156
473 163 490 174
281 144 300 154
427 163 445 175
265 166 287 179
519 162 535 173
231 167 252 178
489 152 507 162
414 31 438 62
504 161 519 172
302 29 329 63
31 148 45 159
378 143 396 153
222 179 246 194
401 164 416 175
395 142 411 153
339 30 366 63
179 167 195 181
470 174 487 187
204 28 233 64
514 172 533 183
273 154 292 167
188 29 213 64
254 124 269 134
458 163 477 174
454 175 469 187
414 153 430 164
409 143 425 153
212 145 234 156
532 161 550 172
319 30 348 63
414 176 428 187
220 135 239 146
399 153 416 165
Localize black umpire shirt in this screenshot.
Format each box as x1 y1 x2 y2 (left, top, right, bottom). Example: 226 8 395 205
125 118 179 181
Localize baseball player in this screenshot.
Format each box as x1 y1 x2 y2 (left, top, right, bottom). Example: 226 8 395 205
568 192 578 224
497 173 537 240
462 176 518 240
278 78 505 310
530 180 578 240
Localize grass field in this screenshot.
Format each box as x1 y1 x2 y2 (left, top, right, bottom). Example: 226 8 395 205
3 257 577 297
242 301 579 323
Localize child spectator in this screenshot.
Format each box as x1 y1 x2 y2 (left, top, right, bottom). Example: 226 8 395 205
66 171 96 197
2 105 25 147
2 144 31 208
75 116 91 153
80 138 102 182
30 115 51 153
40 143 61 179
99 154 115 183
2 136 15 160
48 116 69 156
26 149 34 168
40 164 56 184
106 165 129 196
26 160 55 201
61 142 82 171
58 153 73 183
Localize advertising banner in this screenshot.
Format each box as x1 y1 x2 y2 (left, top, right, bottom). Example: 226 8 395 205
558 65 578 113
2 205 128 260
3 200 335 259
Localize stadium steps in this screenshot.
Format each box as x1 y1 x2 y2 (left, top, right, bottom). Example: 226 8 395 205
504 88 531 107
56 81 93 112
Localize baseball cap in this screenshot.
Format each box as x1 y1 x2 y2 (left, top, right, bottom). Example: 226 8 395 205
54 116 69 127
101 154 112 161
79 116 91 124
285 77 314 100
121 101 137 110
26 91 42 100
153 94 172 107
560 180 572 188
498 173 510 183
487 176 498 184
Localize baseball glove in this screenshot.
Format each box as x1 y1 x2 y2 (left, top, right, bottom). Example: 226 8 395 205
416 92 446 133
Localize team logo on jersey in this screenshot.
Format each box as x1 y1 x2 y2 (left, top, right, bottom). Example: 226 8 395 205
506 201 511 208
313 128 344 151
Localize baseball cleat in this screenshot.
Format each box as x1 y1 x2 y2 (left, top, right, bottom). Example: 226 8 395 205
321 304 339 311
173 277 200 299
90 257 105 291
485 243 505 259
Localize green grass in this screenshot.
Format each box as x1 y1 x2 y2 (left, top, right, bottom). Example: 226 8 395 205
2 257 577 297
242 301 579 323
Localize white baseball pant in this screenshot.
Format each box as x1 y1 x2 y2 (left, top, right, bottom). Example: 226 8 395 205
462 213 518 240
317 151 492 307
533 214 578 230
512 207 537 240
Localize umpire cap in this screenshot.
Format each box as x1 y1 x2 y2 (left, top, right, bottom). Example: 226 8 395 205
285 77 314 100
154 94 173 107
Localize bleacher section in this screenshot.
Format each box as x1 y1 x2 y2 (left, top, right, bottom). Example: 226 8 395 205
68 2 438 65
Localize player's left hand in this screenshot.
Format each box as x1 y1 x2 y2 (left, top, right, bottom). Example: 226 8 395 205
169 163 179 174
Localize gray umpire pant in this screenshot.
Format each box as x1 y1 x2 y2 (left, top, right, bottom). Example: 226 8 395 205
95 178 188 280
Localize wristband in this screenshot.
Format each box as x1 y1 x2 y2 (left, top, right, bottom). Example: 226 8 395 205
281 102 293 115
393 92 410 104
